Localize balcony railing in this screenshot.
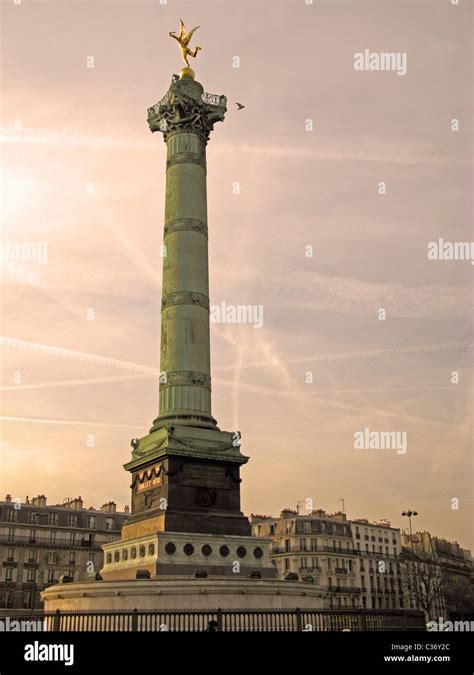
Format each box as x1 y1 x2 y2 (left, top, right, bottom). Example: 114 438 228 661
322 586 363 594
147 91 227 120
0 534 104 551
271 546 399 559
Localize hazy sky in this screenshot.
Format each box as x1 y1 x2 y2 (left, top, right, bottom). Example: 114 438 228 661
1 0 472 549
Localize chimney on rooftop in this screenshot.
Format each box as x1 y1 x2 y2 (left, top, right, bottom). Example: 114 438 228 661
31 495 47 508
100 502 116 514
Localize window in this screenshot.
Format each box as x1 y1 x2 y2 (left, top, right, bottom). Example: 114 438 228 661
69 552 76 566
6 509 17 523
284 558 290 571
7 528 15 542
49 513 59 526
311 538 317 551
270 525 275 535
253 525 260 536
6 548 14 561
49 531 56 544
303 522 311 534
312 557 318 570
327 558 331 569
48 551 57 565
29 530 36 543
47 570 55 583
27 550 36 563
70 532 76 546
88 516 96 529
300 557 307 570
285 522 291 534
28 511 36 524
27 568 36 582
68 515 78 528
299 538 307 552
5 568 13 582
284 539 290 553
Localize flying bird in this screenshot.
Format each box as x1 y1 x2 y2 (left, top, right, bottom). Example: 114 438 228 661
235 102 245 110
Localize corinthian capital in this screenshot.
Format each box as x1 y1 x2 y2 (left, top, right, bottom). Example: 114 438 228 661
147 76 227 143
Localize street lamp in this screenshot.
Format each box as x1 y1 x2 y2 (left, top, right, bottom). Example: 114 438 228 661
401 510 418 544
401 510 420 614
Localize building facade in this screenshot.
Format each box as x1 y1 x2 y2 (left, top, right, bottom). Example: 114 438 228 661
350 517 404 611
0 494 129 609
251 509 405 611
401 531 473 619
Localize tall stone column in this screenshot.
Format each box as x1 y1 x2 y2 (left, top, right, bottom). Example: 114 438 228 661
149 75 219 432
119 72 252 545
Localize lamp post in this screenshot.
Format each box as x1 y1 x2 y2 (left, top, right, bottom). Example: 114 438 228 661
401 509 419 613
401 510 418 545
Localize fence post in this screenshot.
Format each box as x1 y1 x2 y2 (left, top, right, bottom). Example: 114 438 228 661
357 610 367 632
52 609 61 632
216 607 223 632
295 607 303 632
401 610 408 632
131 607 138 632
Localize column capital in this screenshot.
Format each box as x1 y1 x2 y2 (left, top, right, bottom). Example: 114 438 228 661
147 76 227 143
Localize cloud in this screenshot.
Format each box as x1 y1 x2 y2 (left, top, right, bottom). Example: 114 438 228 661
2 128 467 166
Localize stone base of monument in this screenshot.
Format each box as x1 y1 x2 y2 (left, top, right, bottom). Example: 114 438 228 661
41 577 326 612
99 532 277 580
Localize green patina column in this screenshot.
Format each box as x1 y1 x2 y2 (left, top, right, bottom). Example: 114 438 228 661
119 71 251 542
148 74 226 432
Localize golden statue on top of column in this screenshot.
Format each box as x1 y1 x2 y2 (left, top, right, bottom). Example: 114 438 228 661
169 19 201 74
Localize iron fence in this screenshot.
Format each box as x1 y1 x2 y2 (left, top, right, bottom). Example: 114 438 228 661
3 607 425 632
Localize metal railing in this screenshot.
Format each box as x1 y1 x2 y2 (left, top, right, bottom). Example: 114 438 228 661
272 546 401 559
321 586 363 594
147 91 227 120
0 534 104 551
6 607 425 632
